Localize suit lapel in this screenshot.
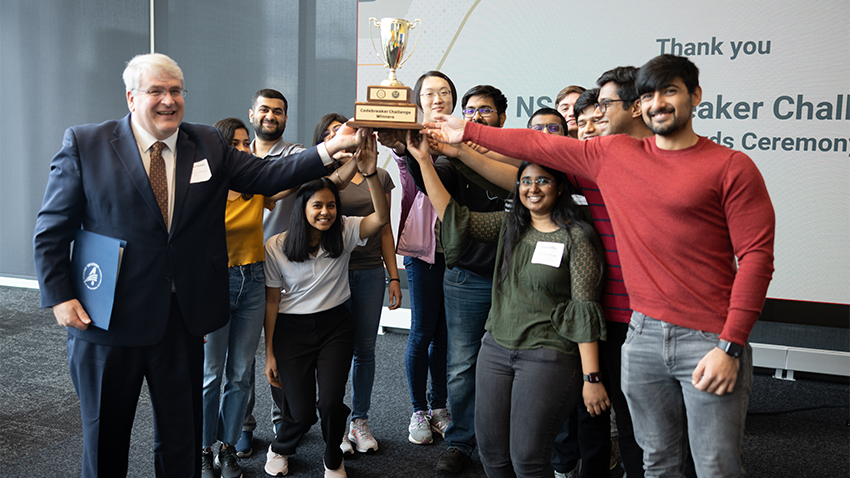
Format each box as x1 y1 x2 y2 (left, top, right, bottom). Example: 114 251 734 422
111 115 168 231
171 128 196 235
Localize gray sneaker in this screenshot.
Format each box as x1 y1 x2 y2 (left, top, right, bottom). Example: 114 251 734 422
215 444 243 478
429 408 451 438
408 410 433 444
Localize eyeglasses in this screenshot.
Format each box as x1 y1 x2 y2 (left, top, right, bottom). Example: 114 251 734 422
595 98 627 114
529 124 563 134
321 124 342 140
419 89 452 99
519 177 555 187
134 87 187 99
462 107 495 118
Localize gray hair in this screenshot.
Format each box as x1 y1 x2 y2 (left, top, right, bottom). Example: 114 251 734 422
122 53 184 92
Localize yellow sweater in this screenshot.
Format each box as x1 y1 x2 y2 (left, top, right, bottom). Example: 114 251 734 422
225 194 265 267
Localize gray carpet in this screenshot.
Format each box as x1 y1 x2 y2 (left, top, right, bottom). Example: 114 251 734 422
1 286 848 477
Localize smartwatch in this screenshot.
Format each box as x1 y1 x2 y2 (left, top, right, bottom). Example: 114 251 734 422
716 339 744 358
583 372 602 383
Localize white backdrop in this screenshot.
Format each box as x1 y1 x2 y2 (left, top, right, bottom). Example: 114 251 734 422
357 0 849 307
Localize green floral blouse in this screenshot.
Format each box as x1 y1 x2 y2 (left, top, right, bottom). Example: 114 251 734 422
440 200 606 356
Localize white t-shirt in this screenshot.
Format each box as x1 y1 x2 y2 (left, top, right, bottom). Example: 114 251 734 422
264 216 366 314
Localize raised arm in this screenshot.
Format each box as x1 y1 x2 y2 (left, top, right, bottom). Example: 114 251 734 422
356 132 390 239
429 140 518 192
406 130 452 221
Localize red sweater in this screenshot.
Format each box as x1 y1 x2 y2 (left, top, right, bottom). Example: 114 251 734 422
464 123 775 345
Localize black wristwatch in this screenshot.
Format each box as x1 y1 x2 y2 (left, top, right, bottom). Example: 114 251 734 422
583 372 602 383
716 339 744 358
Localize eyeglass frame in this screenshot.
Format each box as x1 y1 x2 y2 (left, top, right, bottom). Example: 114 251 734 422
462 107 496 118
321 123 343 140
518 177 555 187
529 124 563 134
419 89 452 100
595 98 628 114
133 87 187 99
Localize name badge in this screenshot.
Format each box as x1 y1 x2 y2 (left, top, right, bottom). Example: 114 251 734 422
190 159 212 183
531 241 564 268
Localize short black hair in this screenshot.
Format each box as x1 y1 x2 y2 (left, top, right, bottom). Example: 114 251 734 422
412 71 457 113
574 88 600 118
596 66 639 109
461 85 508 116
636 54 700 96
212 117 248 144
251 88 289 114
526 107 568 134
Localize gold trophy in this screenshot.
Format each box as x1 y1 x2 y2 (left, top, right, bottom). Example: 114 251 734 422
349 17 422 130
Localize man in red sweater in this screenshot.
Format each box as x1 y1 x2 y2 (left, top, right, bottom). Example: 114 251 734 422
425 54 775 478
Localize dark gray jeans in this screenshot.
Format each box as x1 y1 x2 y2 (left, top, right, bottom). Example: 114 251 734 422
475 332 582 478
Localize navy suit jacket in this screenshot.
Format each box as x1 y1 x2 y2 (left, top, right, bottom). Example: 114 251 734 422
34 114 328 347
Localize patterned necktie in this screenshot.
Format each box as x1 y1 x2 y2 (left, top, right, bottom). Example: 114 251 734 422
149 141 168 227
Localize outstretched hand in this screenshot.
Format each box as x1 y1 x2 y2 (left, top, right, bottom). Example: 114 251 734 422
354 129 377 175
406 130 431 164
422 113 467 144
325 122 366 155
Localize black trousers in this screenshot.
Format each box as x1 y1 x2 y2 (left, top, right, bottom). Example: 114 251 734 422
68 294 203 477
271 304 354 470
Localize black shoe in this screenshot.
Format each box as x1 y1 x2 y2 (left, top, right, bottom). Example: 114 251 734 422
215 444 243 478
201 449 217 478
436 447 470 473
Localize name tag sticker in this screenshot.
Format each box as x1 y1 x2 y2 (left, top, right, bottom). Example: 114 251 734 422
531 241 565 268
190 159 212 183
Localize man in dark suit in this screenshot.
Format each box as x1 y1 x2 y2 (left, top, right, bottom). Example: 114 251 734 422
32 53 365 477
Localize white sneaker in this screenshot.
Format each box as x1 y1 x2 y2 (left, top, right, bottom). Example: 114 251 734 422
264 445 288 476
429 408 452 438
348 418 379 453
324 459 347 478
408 410 433 444
340 433 354 455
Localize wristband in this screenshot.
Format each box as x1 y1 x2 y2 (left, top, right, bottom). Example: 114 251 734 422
716 339 743 358
583 372 602 383
389 278 400 283
361 170 377 178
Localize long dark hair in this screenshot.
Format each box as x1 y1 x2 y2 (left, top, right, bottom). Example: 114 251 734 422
282 178 344 262
213 117 253 201
497 162 604 290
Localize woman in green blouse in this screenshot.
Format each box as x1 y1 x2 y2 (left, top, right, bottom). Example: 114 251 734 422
408 133 609 478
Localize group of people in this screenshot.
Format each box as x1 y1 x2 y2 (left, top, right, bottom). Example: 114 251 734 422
33 50 775 478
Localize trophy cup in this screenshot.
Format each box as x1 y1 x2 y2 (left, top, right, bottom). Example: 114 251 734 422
349 17 423 130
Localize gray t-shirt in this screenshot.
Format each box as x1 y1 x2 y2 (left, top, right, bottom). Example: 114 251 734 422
252 139 307 242
339 167 395 271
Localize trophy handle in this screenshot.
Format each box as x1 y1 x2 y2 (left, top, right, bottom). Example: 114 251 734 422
397 19 421 69
368 17 387 66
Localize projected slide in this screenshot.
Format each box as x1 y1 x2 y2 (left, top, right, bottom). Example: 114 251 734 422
357 0 849 317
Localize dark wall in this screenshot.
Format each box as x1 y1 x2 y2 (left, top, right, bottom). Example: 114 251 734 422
0 0 357 280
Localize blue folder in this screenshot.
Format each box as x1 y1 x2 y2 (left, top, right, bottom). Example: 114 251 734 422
70 229 126 330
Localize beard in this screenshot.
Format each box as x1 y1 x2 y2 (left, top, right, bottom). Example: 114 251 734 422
646 106 688 136
253 118 285 141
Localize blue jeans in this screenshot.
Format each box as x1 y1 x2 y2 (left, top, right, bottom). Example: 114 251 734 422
345 267 386 420
443 267 492 456
202 262 266 446
404 255 448 412
622 312 752 478
475 333 582 478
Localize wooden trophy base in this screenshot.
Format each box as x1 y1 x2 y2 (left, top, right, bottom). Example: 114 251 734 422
349 85 423 130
